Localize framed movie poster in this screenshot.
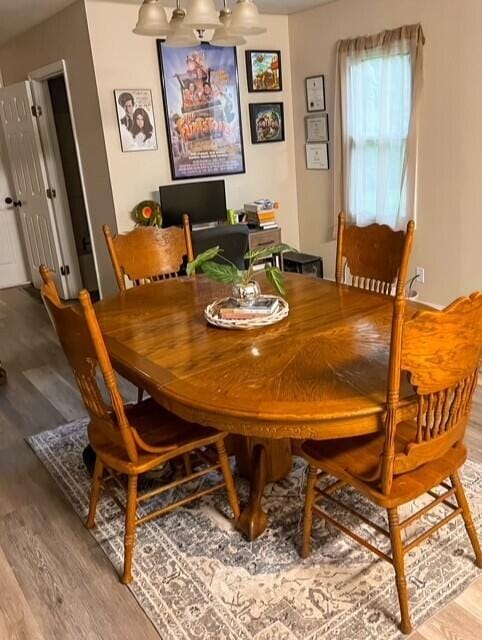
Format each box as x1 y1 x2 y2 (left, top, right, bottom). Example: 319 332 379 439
157 41 245 180
249 102 285 144
246 50 282 92
114 89 158 152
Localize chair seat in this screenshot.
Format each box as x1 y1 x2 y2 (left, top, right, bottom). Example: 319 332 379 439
89 398 223 474
302 422 467 508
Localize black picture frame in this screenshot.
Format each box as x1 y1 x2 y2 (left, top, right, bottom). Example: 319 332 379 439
305 142 330 170
305 74 326 112
305 113 329 143
245 50 282 92
157 41 246 181
249 102 285 144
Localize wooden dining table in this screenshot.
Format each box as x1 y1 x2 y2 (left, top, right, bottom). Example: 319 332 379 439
95 273 418 540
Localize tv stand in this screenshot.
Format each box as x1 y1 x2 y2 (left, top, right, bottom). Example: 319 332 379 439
248 227 281 253
191 224 282 270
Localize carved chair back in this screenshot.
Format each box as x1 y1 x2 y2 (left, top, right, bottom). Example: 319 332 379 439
336 212 414 296
104 214 194 291
380 291 482 493
40 265 141 462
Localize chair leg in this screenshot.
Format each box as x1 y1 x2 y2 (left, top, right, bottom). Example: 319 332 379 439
137 388 144 404
122 474 138 584
183 453 192 476
86 457 104 529
451 472 482 568
216 439 240 520
388 508 412 635
300 465 318 559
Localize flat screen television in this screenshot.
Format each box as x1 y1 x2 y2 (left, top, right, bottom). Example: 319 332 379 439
159 179 227 229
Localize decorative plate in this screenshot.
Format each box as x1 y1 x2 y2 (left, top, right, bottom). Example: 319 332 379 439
204 295 289 330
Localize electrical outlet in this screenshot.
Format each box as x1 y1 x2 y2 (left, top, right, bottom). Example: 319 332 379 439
416 266 425 284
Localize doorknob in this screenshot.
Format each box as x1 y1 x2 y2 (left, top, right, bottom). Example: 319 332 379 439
4 197 13 205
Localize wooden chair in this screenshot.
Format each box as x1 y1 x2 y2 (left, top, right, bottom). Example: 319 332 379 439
336 212 415 296
39 265 239 584
300 291 482 634
103 214 194 292
103 215 194 402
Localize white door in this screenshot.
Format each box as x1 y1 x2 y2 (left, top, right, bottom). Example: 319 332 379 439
0 81 74 297
0 142 29 288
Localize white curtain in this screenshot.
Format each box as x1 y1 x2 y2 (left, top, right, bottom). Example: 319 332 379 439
333 24 425 230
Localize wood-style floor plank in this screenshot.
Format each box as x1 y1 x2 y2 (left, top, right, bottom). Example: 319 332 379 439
23 364 86 422
0 545 45 640
0 285 481 639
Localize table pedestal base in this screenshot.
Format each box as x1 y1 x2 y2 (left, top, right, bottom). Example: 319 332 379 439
230 436 292 540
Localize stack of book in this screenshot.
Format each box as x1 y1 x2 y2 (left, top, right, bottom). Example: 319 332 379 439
244 200 280 230
217 297 279 321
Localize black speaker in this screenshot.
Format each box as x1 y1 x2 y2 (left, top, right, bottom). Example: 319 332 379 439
282 252 323 278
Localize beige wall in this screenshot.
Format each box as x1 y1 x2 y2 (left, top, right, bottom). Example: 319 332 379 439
0 0 118 296
289 0 482 305
84 1 300 248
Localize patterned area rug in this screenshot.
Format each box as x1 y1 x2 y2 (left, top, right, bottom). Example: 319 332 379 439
28 419 482 640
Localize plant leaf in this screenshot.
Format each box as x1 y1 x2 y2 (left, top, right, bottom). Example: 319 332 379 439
265 264 285 296
186 246 222 276
245 243 296 262
201 261 238 284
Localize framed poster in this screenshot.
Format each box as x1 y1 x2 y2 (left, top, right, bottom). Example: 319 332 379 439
157 41 245 180
249 102 285 144
245 50 282 92
305 75 325 112
114 89 158 152
305 113 329 142
306 143 329 170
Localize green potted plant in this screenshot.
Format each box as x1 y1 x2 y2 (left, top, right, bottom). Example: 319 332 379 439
187 244 294 305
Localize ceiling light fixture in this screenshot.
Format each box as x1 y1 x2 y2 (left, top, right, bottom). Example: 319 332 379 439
164 3 200 47
133 0 171 36
183 0 221 30
229 0 267 36
211 1 247 46
133 0 266 46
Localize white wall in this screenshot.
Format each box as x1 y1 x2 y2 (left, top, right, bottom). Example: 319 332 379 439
0 0 118 296
289 0 482 305
85 1 300 247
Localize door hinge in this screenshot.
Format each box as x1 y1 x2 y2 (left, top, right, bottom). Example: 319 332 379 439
60 265 71 276
31 104 42 117
46 187 56 199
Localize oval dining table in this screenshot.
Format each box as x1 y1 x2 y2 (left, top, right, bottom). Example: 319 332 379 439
95 273 418 540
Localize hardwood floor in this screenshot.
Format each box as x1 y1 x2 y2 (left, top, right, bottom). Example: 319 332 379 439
0 285 481 639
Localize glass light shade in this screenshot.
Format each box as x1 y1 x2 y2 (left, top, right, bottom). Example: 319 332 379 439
164 9 200 47
229 0 266 36
184 0 221 30
211 11 247 47
133 0 171 36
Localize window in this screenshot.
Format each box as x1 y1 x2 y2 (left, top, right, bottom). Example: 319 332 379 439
333 25 424 231
347 52 411 227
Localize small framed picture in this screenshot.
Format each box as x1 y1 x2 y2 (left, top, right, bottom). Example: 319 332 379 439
114 89 158 152
305 75 325 112
246 50 282 92
305 113 329 142
249 102 285 144
306 143 329 170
